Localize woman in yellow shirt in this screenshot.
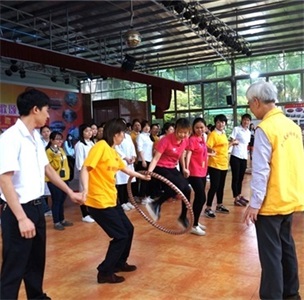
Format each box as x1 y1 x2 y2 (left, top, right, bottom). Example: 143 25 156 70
80 118 150 284
45 131 73 230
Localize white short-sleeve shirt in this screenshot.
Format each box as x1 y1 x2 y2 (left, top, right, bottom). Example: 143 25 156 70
0 119 49 203
230 125 251 159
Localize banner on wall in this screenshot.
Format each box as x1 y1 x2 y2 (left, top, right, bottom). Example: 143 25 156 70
0 83 84 138
284 103 304 129
0 104 19 129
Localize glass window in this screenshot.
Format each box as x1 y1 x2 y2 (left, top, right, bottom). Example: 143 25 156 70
188 84 202 109
176 87 189 111
204 81 231 108
269 74 302 102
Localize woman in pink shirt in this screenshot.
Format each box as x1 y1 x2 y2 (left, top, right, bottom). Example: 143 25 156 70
147 118 191 228
185 118 208 236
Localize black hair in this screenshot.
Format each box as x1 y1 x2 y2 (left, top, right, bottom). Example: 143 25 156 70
175 118 191 130
241 113 252 121
78 123 91 146
192 117 206 131
214 114 228 124
17 88 50 116
40 125 50 134
140 120 150 130
103 118 127 147
65 133 73 148
131 119 141 129
45 131 63 150
161 122 174 135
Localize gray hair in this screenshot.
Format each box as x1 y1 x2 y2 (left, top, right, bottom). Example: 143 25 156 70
246 81 278 104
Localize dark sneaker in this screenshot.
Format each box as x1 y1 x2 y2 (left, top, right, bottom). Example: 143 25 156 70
146 201 160 221
240 196 249 204
216 205 230 214
177 216 190 228
114 263 137 272
54 223 65 230
61 220 73 226
204 208 216 218
234 199 246 207
97 273 125 284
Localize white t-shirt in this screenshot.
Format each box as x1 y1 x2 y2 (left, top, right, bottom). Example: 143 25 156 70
0 119 49 203
115 133 136 185
230 125 251 159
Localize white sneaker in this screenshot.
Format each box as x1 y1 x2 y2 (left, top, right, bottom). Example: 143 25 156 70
121 203 131 211
82 215 95 223
44 210 52 217
142 196 153 205
126 202 135 209
198 222 207 230
190 226 206 236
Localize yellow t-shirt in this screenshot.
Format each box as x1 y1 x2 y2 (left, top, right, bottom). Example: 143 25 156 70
84 140 126 209
206 130 229 170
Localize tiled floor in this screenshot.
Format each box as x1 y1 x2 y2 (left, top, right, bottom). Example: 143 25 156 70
3 171 304 300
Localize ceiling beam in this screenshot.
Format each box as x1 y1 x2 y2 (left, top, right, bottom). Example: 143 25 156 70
0 38 185 92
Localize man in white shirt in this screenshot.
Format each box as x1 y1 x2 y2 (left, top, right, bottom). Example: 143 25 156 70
0 88 83 300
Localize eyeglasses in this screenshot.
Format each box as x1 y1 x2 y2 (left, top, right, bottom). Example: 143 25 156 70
54 138 63 140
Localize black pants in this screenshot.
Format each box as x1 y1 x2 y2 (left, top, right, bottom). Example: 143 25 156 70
230 155 247 198
137 161 151 197
47 182 67 223
1 201 46 300
154 166 191 220
206 167 227 206
88 205 134 276
188 176 206 226
116 184 128 205
255 214 300 300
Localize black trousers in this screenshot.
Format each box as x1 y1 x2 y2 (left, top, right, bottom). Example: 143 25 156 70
206 167 227 206
255 214 300 300
230 155 247 198
88 205 134 276
0 201 46 300
188 176 206 226
154 166 191 220
137 161 151 197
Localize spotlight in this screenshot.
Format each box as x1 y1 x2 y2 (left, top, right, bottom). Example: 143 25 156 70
174 2 186 14
122 54 136 71
213 27 223 38
198 20 207 30
64 76 70 84
5 69 12 76
207 22 217 35
191 14 201 25
60 67 66 72
19 68 26 78
10 64 19 73
183 9 193 20
50 75 57 82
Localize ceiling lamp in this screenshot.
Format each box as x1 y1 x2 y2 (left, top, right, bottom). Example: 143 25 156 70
174 1 186 14
125 0 141 48
5 69 13 76
19 68 26 78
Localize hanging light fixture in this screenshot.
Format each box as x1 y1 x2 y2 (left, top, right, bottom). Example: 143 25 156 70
124 0 141 48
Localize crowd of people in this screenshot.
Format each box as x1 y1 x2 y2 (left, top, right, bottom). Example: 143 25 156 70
0 81 303 299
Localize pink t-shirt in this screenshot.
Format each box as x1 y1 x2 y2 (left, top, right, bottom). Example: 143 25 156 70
186 135 208 177
156 133 188 168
